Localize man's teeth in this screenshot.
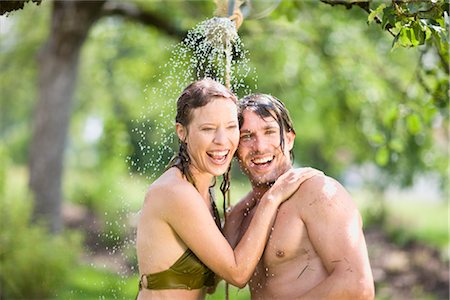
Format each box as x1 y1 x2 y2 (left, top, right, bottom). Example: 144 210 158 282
252 156 273 164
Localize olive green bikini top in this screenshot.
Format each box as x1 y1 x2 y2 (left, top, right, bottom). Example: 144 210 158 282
139 195 221 291
139 248 215 290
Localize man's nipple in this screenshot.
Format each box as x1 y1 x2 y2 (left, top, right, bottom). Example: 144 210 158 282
276 250 285 257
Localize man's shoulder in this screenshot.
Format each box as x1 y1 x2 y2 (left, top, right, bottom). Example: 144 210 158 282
293 174 349 204
291 173 359 222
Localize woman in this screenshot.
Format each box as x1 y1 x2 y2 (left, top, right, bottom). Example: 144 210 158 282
136 78 319 299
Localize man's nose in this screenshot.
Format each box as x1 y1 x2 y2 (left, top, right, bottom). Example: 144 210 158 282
252 135 267 151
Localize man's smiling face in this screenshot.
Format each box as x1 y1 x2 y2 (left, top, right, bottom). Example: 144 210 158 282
237 109 294 187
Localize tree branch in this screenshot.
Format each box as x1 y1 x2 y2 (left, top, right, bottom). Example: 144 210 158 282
101 1 187 39
319 0 395 37
0 0 42 15
319 0 370 11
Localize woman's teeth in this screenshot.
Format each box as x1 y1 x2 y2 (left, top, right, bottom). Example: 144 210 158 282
207 150 229 161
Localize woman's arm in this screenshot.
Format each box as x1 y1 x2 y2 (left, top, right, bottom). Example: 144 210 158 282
164 168 321 287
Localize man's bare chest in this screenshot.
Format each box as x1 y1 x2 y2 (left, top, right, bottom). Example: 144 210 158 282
240 201 312 267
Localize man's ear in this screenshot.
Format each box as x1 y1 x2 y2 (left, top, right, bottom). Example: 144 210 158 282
286 130 295 151
176 123 187 142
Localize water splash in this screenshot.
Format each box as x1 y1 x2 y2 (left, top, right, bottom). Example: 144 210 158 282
92 17 257 299
128 17 256 182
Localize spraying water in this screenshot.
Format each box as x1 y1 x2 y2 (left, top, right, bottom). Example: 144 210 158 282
89 16 257 298
128 16 255 183
83 1 284 298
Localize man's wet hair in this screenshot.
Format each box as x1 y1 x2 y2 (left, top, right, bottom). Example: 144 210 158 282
238 93 295 161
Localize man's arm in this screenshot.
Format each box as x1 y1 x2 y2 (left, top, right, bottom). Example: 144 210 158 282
297 176 375 300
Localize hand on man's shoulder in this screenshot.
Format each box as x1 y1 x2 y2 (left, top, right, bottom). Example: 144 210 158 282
292 173 357 214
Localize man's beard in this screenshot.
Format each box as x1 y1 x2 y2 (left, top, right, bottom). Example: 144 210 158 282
251 178 276 188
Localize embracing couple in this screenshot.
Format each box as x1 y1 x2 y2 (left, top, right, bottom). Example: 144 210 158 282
136 78 374 300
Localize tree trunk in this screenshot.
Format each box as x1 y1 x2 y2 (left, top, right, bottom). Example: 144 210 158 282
29 0 105 233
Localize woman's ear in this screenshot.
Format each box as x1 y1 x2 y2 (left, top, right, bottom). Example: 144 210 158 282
176 123 187 142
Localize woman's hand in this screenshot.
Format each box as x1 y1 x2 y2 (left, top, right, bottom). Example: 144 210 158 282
266 167 323 205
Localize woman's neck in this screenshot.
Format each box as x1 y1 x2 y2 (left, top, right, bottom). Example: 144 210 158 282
189 167 215 201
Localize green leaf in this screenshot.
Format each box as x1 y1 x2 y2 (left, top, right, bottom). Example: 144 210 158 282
381 6 396 29
412 21 426 45
392 32 401 50
376 146 389 166
407 27 419 46
383 106 399 127
406 114 422 134
370 133 386 145
407 1 434 14
398 28 413 47
422 23 433 41
368 3 386 24
389 138 404 153
422 106 438 123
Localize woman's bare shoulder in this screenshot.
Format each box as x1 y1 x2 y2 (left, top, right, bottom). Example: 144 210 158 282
143 167 198 209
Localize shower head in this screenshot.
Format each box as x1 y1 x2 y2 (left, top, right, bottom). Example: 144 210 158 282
204 17 238 48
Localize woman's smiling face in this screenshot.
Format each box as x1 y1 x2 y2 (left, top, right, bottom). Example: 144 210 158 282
177 96 239 178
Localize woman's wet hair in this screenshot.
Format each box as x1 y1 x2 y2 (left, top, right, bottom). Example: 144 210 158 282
167 78 237 215
238 93 295 161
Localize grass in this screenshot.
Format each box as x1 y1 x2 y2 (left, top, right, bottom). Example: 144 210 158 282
53 265 138 299
384 200 449 254
352 188 448 256
53 264 250 300
207 283 250 300
4 166 448 298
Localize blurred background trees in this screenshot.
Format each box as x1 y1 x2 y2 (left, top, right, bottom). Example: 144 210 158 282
0 0 448 299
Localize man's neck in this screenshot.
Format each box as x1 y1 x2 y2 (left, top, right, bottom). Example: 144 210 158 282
250 185 271 203
249 165 294 205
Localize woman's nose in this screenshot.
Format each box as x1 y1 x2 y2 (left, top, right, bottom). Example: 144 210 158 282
213 128 227 144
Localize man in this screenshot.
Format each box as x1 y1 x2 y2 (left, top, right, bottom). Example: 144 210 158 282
224 94 374 299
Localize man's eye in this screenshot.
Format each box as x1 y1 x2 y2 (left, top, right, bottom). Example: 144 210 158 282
240 134 252 140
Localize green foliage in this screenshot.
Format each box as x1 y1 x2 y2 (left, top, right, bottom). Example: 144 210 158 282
361 198 388 228
365 0 450 187
205 282 250 300
2 0 447 189
0 2 50 165
1 3 447 298
369 0 449 52
53 264 138 300
0 192 82 299
0 143 7 197
255 1 448 187
65 166 132 247
53 265 249 300
384 200 449 252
